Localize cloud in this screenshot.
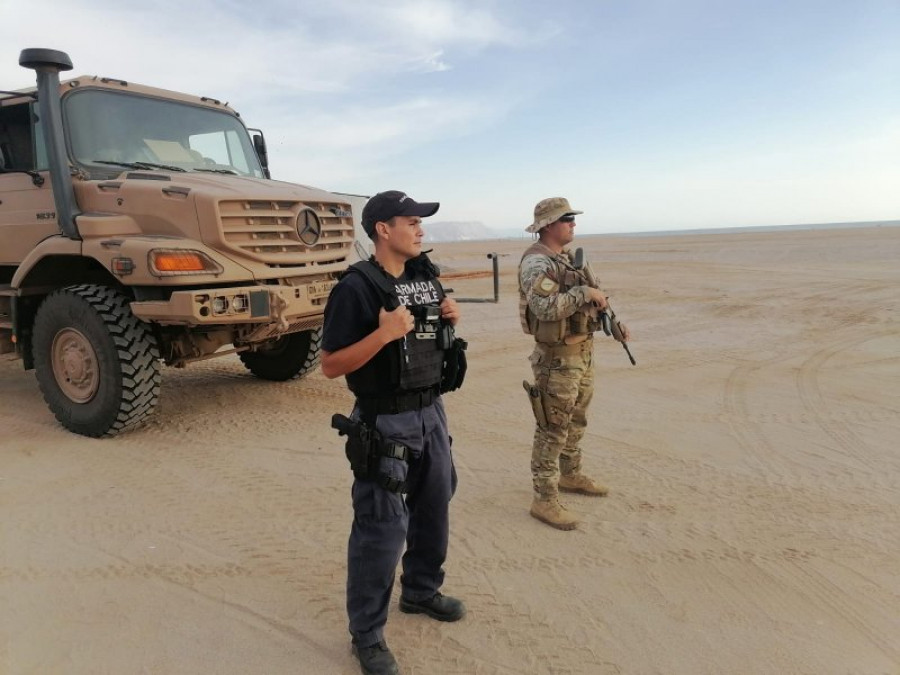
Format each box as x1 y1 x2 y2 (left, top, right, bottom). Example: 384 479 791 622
415 51 452 73
1 0 528 91
1 0 527 189
377 0 527 48
264 94 505 186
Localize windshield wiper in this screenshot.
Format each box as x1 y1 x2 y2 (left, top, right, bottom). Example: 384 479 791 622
94 160 186 172
135 161 187 172
192 167 239 175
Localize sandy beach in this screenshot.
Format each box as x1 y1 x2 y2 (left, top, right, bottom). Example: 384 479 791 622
2 225 899 675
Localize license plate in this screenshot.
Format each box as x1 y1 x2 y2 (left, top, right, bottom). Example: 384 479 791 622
308 280 336 299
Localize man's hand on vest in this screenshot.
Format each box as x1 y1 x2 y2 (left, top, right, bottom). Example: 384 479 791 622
379 306 415 342
440 297 460 327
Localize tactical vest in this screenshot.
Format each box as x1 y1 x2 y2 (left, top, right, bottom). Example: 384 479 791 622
518 242 593 344
344 256 447 397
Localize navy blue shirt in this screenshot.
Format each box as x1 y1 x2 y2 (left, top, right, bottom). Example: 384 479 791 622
322 273 382 354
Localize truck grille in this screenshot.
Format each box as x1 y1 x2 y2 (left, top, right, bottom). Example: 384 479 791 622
219 199 354 267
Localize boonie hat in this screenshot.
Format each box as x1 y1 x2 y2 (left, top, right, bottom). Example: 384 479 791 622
525 197 583 233
362 190 440 236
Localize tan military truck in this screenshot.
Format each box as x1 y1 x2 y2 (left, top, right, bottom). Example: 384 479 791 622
0 48 354 436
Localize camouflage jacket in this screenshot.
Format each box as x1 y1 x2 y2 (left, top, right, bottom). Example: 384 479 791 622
518 242 593 343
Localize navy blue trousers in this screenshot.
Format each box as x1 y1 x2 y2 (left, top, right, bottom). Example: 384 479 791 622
347 397 457 648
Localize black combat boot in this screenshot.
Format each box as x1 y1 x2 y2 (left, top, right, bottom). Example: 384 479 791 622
352 640 399 675
399 592 466 622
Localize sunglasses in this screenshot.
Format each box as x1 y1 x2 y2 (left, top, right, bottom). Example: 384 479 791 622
558 214 576 223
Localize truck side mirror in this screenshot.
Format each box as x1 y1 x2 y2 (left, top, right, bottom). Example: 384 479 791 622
251 132 270 179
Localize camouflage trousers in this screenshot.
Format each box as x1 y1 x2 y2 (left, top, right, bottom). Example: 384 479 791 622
529 337 594 498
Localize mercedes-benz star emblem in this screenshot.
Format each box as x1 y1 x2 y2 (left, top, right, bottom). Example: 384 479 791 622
296 207 322 246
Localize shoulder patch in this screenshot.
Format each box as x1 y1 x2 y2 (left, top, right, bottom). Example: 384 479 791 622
534 273 559 297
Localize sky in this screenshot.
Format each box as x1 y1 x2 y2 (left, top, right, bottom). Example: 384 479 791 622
2 0 898 234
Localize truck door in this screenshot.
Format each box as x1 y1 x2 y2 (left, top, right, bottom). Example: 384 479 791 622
0 99 58 266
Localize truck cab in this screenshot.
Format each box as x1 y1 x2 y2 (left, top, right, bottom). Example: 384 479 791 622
0 48 354 436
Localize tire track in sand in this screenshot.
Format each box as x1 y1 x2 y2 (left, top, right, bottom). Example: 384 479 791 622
794 327 900 474
720 344 891 480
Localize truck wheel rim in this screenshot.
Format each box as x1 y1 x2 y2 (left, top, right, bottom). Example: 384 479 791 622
52 328 99 403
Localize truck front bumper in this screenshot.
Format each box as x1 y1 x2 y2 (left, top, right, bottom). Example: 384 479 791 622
129 279 336 329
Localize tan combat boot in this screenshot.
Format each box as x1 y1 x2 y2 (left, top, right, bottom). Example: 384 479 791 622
558 473 609 497
530 498 579 530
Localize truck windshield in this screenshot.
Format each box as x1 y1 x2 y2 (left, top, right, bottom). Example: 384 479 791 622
63 89 265 178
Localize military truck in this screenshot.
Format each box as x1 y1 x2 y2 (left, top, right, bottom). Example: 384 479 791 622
0 48 354 437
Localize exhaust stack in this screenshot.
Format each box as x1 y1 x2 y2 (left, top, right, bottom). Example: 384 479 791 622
19 48 81 240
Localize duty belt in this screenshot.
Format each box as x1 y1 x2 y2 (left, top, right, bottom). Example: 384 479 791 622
356 385 440 418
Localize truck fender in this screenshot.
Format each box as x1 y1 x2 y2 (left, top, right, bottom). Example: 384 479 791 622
10 236 82 288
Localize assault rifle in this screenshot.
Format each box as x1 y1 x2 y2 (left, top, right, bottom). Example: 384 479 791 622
573 247 636 366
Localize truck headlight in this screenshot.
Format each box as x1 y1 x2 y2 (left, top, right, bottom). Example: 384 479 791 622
212 296 229 314
231 294 249 312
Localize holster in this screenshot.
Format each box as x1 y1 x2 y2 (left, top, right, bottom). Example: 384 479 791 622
522 380 548 429
331 414 410 493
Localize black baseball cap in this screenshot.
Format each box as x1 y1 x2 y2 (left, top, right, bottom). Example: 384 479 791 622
361 190 440 236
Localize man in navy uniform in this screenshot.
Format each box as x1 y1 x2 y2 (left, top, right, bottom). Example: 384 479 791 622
321 190 465 675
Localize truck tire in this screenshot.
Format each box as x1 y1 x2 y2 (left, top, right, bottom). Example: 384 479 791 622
32 284 161 437
239 328 321 381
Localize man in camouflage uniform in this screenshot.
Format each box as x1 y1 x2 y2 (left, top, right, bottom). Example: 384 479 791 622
518 197 630 530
